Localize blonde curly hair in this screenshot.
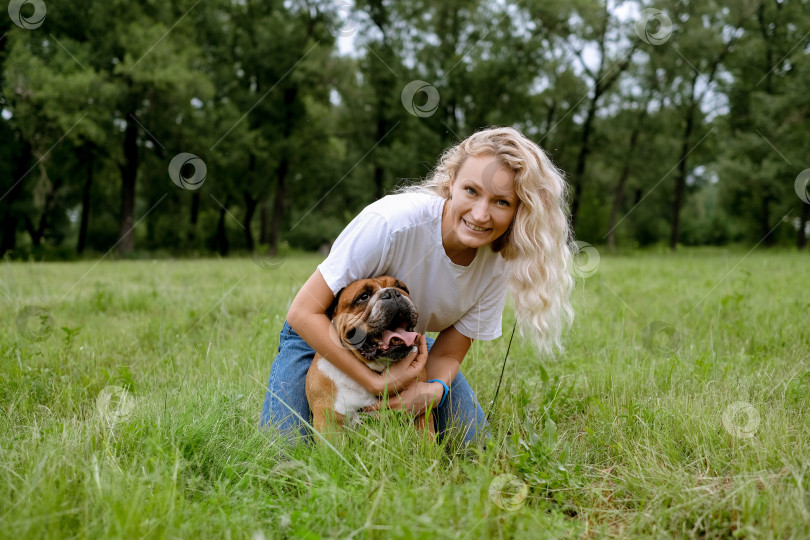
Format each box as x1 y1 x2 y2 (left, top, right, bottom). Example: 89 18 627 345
403 126 575 356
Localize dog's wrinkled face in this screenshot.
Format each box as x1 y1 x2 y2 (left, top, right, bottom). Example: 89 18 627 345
327 276 419 366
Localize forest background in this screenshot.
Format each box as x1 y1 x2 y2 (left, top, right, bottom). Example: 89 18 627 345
1 0 809 260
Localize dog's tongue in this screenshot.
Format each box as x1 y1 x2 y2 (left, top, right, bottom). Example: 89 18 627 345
381 327 418 347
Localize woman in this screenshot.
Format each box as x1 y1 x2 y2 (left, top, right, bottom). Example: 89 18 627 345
261 126 574 443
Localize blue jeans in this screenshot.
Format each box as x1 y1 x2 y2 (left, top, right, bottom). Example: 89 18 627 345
261 321 488 444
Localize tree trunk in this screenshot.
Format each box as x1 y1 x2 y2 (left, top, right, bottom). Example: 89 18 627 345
215 197 229 256
259 199 269 244
270 157 288 257
0 209 18 255
570 97 597 232
1 141 31 255
243 191 257 251
608 127 641 251
117 110 139 255
370 41 394 201
188 191 199 245
77 149 93 254
30 173 63 247
670 78 699 251
25 217 41 248
373 162 384 201
365 5 399 200
756 2 778 249
269 87 298 256
760 195 775 246
373 106 387 200
758 3 775 94
570 5 619 233
798 202 809 249
445 92 458 144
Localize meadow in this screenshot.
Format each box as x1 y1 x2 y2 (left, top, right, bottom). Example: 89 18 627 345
1 250 808 539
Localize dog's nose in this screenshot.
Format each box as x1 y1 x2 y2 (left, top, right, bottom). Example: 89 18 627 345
379 288 400 300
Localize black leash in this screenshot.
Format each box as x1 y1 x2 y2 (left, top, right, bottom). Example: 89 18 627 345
485 320 517 423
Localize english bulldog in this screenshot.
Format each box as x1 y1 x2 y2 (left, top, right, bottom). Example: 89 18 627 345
305 276 434 435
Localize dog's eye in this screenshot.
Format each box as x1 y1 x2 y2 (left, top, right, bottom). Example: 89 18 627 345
357 292 370 302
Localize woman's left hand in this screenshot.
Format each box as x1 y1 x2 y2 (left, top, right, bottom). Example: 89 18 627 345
364 380 444 417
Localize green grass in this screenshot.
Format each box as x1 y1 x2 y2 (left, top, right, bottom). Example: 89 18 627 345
1 250 809 539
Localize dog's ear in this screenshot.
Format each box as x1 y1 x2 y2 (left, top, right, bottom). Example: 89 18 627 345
393 279 410 295
325 288 344 320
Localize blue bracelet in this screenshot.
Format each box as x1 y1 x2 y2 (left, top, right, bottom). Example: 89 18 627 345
427 379 449 408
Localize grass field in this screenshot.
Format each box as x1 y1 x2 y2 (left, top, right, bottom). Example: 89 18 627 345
1 250 809 539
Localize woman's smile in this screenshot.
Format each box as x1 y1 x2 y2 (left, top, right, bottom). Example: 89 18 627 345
441 153 518 262
463 219 489 232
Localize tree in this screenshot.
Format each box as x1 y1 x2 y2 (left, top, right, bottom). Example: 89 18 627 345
645 0 747 249
540 0 638 232
719 0 810 248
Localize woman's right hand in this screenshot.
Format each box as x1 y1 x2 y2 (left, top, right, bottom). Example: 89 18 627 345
377 333 429 395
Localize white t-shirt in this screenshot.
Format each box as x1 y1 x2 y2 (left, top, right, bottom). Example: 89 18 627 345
317 192 508 340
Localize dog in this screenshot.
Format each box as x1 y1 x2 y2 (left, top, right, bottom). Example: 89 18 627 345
305 276 434 436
